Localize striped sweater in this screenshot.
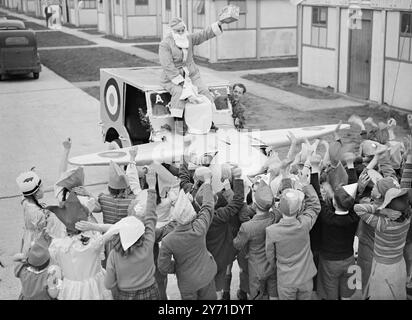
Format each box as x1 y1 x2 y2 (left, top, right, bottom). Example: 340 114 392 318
354 203 410 264
98 193 136 224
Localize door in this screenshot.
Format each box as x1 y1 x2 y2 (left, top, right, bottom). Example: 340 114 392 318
348 10 373 99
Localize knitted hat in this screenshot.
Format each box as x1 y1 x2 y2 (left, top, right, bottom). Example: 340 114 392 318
16 170 42 196
169 17 186 30
253 180 274 211
172 189 197 225
333 183 358 212
108 161 129 190
27 239 50 268
47 192 89 234
378 187 409 210
279 188 305 217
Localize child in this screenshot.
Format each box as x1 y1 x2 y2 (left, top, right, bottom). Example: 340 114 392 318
233 180 277 300
265 161 321 300
14 238 62 300
104 168 159 300
16 169 66 255
48 192 114 300
158 167 217 300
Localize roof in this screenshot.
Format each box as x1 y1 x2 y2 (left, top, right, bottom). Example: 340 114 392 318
0 19 25 30
100 67 230 92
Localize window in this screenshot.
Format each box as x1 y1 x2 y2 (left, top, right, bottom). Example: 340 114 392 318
165 0 171 11
399 12 412 61
135 0 148 5
193 0 205 28
82 0 96 9
68 0 74 9
227 0 246 30
311 7 328 48
5 36 29 46
115 0 120 15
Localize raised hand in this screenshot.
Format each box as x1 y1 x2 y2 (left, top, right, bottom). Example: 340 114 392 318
129 146 138 162
75 220 98 232
145 167 157 190
357 170 371 195
231 166 242 179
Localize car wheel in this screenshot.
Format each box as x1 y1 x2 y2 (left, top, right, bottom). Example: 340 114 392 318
33 72 39 79
0 74 2 81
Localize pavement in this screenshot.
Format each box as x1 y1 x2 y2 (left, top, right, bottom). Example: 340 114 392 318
0 8 364 300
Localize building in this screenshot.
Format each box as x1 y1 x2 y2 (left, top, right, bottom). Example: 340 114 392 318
165 0 297 63
297 0 412 110
97 0 162 39
62 0 97 26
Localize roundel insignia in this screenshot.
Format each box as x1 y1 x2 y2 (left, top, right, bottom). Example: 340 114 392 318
97 151 128 158
104 78 121 122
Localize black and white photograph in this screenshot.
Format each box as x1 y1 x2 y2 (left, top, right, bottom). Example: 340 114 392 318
0 0 411 307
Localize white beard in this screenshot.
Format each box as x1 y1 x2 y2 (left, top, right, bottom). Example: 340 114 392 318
172 31 189 49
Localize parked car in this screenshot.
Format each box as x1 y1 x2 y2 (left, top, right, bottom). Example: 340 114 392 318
0 19 26 30
0 30 41 80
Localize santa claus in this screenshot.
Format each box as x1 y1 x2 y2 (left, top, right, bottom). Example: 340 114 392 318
158 16 234 119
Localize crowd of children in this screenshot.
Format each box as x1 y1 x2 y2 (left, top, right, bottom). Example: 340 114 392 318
12 115 412 300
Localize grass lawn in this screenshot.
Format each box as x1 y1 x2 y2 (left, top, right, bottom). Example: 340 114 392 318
39 47 158 82
36 31 95 47
80 28 103 35
81 86 100 100
5 15 48 30
104 35 160 43
243 93 409 157
243 72 339 100
196 57 298 71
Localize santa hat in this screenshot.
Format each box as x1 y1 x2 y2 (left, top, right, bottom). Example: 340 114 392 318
46 192 88 234
108 161 129 190
16 170 42 196
169 17 186 30
106 216 145 251
172 189 197 225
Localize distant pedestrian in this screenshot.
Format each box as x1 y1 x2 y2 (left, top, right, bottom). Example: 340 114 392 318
44 6 52 27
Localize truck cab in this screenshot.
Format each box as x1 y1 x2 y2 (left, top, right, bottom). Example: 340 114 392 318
100 67 235 148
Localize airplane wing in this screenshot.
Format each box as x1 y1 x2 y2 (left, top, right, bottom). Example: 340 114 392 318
242 123 350 148
68 123 348 167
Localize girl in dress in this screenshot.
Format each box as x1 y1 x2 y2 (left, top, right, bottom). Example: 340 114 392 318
16 169 66 255
48 192 114 300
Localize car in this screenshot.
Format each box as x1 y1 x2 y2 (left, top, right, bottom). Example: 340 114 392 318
0 19 26 30
99 66 235 148
0 30 41 80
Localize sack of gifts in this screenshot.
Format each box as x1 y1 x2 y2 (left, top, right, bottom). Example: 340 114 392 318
218 4 240 24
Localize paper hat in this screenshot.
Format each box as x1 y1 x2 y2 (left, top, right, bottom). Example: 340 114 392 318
16 170 42 196
55 167 85 198
326 162 348 191
128 189 148 219
360 140 384 157
47 192 89 234
279 188 305 216
107 216 145 251
366 169 383 185
172 189 197 225
334 183 358 212
108 161 129 190
378 188 409 210
269 175 283 198
253 180 274 211
169 17 186 30
27 239 50 267
151 163 179 197
375 177 400 199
